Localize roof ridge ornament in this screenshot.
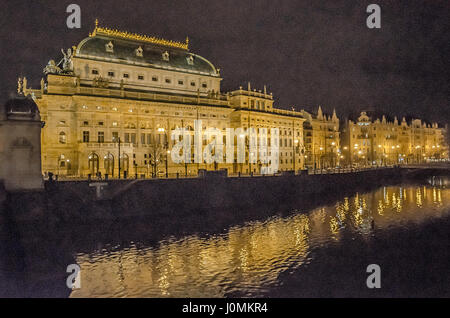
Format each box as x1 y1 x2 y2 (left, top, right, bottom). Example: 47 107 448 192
89 19 189 50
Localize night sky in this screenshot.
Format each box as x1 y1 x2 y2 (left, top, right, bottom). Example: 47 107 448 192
0 0 448 125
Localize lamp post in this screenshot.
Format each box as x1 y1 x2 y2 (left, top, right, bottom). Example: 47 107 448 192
294 139 299 172
331 141 336 168
117 137 121 179
166 150 170 178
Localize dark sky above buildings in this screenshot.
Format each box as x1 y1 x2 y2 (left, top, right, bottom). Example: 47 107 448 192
0 0 448 124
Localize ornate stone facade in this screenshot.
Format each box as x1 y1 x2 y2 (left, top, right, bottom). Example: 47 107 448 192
22 21 307 178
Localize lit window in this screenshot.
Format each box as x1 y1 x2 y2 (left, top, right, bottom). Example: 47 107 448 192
112 107 118 111
162 51 170 61
98 131 105 143
112 122 118 127
83 131 89 143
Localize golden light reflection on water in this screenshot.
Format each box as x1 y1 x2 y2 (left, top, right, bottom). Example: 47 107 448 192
71 183 450 298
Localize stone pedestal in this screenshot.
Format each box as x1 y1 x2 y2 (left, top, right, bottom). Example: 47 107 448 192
0 96 44 191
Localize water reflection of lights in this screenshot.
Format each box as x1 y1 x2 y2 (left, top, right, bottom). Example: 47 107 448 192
71 184 450 298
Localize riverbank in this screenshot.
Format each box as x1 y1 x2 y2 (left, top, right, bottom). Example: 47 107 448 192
1 167 402 223
3 165 450 226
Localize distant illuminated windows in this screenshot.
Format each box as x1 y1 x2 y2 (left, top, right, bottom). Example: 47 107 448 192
82 105 88 110
152 76 158 82
112 107 118 111
138 75 144 80
186 55 194 65
96 106 102 110
59 132 67 144
112 132 119 142
112 122 118 127
59 120 66 125
92 69 99 75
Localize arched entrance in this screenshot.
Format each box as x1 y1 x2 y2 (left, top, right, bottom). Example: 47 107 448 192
88 153 99 176
104 152 114 177
120 153 129 177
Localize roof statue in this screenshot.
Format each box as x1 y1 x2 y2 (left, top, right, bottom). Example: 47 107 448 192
60 48 74 74
43 60 62 75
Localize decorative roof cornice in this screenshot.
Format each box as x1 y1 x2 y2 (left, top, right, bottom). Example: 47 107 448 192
89 19 189 50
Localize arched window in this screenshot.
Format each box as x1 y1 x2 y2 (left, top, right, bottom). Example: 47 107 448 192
59 132 67 144
104 152 115 176
120 153 130 173
88 153 99 175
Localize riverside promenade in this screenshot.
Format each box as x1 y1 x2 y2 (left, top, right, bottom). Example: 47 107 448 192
1 163 448 224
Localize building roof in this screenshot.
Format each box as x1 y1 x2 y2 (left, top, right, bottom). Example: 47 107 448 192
75 20 219 77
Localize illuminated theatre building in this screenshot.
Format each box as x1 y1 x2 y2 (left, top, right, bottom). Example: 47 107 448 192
20 21 306 177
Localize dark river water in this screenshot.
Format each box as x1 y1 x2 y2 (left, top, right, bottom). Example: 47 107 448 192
1 178 450 297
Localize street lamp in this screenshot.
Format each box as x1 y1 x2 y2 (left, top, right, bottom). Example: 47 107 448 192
166 150 170 178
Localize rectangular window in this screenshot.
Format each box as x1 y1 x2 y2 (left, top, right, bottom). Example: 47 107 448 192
141 133 146 144
165 78 171 84
202 83 207 88
108 71 114 77
98 121 104 126
138 75 144 80
83 121 89 126
178 80 184 85
131 133 136 144
98 132 105 143
124 133 130 143
92 69 99 75
83 131 89 143
123 73 129 78
152 76 158 82
147 134 152 145
190 82 196 87
112 132 119 142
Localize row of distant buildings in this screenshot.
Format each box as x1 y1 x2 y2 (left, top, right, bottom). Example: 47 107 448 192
18 21 448 177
